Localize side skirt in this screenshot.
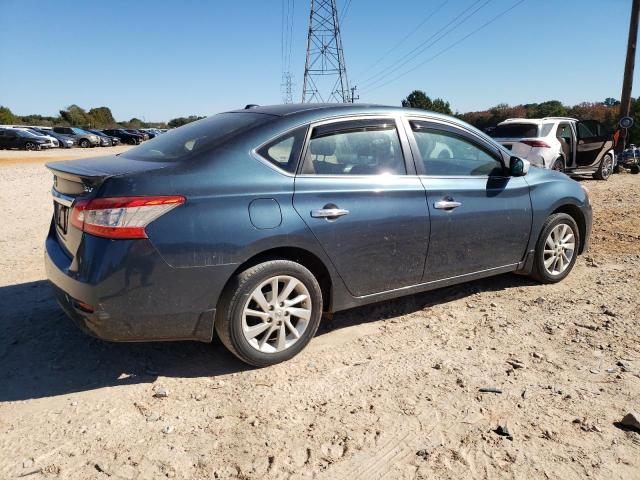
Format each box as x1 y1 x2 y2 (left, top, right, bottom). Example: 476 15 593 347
332 264 520 312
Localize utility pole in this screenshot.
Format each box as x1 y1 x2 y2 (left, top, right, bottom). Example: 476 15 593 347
617 0 640 152
350 85 359 103
302 0 351 103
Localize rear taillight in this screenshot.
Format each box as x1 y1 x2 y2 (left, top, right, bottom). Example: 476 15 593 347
521 140 550 148
70 196 185 239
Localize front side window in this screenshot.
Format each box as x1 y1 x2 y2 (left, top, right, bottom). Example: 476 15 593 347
411 124 503 176
256 126 307 173
302 119 405 175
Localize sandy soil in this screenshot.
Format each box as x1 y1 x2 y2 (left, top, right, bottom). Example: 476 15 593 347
0 162 638 480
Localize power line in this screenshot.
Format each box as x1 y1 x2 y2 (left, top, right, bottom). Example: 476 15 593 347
355 0 448 79
359 0 526 95
358 0 491 90
340 0 353 24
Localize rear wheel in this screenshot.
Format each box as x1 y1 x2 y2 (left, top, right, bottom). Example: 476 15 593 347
531 213 580 283
593 153 613 180
215 260 323 367
551 158 564 172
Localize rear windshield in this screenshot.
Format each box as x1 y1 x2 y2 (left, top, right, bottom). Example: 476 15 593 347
121 113 269 161
491 123 539 138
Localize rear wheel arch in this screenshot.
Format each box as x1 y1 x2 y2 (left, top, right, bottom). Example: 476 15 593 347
220 246 333 314
551 204 586 254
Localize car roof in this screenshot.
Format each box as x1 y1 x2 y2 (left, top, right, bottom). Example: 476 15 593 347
499 116 578 126
224 103 457 122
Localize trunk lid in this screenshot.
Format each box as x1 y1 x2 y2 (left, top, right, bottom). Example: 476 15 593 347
46 155 171 259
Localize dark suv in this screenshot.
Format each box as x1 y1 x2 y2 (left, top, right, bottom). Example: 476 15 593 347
53 127 100 148
102 128 144 145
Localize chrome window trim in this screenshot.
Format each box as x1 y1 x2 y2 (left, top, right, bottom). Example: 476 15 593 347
404 116 510 178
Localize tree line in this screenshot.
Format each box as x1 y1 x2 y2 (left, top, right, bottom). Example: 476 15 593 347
0 104 205 130
401 90 640 144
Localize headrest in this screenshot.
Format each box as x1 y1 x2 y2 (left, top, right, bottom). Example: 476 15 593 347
310 136 336 156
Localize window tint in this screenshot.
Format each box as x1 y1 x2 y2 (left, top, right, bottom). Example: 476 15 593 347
256 126 307 173
577 120 600 139
412 127 502 176
303 120 405 175
491 123 539 138
122 113 269 161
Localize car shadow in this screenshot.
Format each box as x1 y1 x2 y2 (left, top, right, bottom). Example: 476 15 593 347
0 273 535 402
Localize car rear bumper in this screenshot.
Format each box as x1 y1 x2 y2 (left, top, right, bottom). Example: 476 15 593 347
44 222 228 342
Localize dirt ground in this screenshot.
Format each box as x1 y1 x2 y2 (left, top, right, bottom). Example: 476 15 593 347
0 154 639 480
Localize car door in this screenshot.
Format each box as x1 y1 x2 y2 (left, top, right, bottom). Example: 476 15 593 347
405 118 532 282
292 116 430 297
575 120 612 167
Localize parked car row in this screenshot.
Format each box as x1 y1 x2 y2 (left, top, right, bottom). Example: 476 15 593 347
0 125 167 151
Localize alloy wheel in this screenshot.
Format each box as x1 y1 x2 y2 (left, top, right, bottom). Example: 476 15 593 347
25 142 35 151
543 223 575 276
241 275 312 353
601 155 613 179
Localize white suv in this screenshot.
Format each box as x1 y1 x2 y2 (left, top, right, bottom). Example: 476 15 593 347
490 117 615 180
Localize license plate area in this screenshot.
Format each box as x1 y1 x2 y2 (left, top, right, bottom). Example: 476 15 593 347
54 202 69 234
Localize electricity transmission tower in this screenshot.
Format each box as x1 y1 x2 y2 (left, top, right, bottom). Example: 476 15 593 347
281 72 294 104
302 0 351 103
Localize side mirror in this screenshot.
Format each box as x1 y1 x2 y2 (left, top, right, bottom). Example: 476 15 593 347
510 156 529 176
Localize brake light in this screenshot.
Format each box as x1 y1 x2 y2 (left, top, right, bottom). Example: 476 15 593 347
520 140 550 148
70 196 185 239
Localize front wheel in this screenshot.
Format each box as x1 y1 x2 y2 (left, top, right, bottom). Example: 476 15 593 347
531 213 580 283
24 142 36 151
79 139 89 148
215 260 323 367
593 153 614 180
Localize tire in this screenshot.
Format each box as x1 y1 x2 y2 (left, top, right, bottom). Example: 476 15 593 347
24 142 36 151
551 158 564 172
215 260 323 367
631 165 640 174
531 213 580 284
593 153 614 180
79 139 89 148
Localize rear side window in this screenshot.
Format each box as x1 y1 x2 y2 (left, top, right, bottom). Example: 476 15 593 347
302 119 406 175
122 113 270 161
491 123 539 138
256 126 307 173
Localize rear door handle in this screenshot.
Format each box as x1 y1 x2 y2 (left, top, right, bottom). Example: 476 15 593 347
311 208 349 218
434 200 462 210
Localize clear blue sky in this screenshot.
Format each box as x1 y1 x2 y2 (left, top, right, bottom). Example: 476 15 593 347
0 0 637 122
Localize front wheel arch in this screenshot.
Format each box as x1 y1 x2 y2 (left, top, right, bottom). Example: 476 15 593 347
551 204 586 254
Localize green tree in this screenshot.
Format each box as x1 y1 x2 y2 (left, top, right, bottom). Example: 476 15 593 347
0 105 17 124
59 104 90 126
168 115 204 128
401 90 452 115
532 100 567 118
88 107 116 128
603 97 620 108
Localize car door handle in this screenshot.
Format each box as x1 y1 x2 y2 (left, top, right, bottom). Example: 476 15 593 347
311 208 349 218
434 200 462 210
